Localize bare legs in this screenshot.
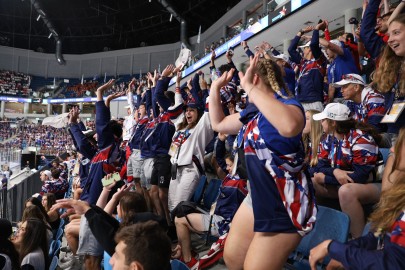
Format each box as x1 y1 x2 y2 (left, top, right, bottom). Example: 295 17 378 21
339 183 380 238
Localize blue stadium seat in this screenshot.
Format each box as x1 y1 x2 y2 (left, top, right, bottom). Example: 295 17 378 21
286 206 350 270
202 179 222 211
170 259 189 270
48 239 61 259
55 227 64 241
49 255 59 270
191 175 208 204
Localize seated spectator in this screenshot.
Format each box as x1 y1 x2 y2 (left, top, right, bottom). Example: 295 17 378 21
41 193 61 232
309 127 405 269
173 153 248 268
21 205 53 244
0 218 19 270
302 109 323 174
333 74 387 136
39 169 68 199
12 218 49 269
312 103 380 238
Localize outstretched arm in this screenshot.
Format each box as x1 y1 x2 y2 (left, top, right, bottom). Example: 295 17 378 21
209 69 243 135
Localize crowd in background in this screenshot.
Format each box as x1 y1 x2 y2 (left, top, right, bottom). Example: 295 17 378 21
1 0 405 269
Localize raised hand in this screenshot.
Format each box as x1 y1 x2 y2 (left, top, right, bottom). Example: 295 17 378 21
97 79 115 95
176 71 182 87
302 25 315 33
161 65 175 78
261 41 272 51
238 53 259 96
211 68 235 92
69 106 80 124
315 20 327 31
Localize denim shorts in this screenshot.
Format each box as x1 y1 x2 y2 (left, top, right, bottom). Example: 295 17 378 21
77 215 104 256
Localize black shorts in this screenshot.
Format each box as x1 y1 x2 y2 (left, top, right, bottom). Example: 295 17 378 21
151 155 171 188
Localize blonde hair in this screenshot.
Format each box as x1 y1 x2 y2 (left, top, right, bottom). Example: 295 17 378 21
372 14 405 95
369 128 405 232
256 58 293 98
303 110 323 167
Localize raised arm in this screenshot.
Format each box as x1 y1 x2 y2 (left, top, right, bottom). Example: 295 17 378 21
360 0 385 59
209 69 243 135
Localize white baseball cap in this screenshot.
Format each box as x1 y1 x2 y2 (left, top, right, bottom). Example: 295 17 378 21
41 170 52 179
273 54 289 62
329 39 343 48
332 73 365 87
298 41 311 48
313 103 351 121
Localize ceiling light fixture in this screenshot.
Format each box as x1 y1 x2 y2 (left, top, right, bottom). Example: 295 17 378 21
170 14 173 22
36 15 41 21
48 33 52 39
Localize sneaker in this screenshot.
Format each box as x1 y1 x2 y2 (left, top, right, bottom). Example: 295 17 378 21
184 256 199 270
58 255 79 269
60 245 72 253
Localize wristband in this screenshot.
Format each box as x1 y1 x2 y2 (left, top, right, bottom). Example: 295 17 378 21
243 46 249 50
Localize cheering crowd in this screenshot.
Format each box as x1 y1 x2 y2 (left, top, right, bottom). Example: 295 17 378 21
1 0 405 269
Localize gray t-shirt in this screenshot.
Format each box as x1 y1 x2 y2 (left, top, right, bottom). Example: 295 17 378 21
0 253 12 270
21 248 45 270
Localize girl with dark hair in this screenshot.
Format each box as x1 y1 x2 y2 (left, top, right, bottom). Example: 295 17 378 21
209 54 316 269
310 127 405 269
21 205 53 245
312 103 380 238
13 218 49 270
166 69 214 214
0 218 20 270
24 197 50 224
41 193 61 231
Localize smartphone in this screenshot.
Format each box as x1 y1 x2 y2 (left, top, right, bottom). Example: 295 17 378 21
101 172 121 187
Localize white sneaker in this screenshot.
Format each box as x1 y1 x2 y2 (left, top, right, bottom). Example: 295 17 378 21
58 255 78 269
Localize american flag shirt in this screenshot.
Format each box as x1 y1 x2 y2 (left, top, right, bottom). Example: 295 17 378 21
317 129 378 185
241 97 317 236
346 86 386 129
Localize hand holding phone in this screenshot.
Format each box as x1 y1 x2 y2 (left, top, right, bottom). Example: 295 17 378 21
101 172 121 187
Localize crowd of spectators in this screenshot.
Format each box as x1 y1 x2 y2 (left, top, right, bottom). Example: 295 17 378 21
0 123 74 156
63 81 99 98
0 122 18 142
0 70 31 97
2 1 405 269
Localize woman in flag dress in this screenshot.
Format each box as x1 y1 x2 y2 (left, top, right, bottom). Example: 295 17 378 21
209 54 317 270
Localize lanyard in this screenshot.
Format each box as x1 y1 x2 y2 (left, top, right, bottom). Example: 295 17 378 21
329 137 343 168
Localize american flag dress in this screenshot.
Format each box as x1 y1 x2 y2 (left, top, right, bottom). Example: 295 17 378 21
241 97 317 236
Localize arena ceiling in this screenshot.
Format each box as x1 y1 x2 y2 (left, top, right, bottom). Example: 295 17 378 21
0 0 241 54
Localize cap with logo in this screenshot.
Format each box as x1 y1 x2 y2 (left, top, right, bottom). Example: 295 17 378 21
313 103 351 121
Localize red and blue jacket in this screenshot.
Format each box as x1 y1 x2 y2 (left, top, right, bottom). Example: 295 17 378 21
315 129 379 185
288 30 326 103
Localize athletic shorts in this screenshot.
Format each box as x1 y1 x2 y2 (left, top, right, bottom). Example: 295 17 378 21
151 155 171 188
142 158 154 190
127 149 145 179
201 214 224 237
77 215 103 256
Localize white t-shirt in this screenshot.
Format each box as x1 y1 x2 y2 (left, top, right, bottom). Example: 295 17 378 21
21 248 45 270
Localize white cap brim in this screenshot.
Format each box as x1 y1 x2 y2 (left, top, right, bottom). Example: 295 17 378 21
313 112 327 121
